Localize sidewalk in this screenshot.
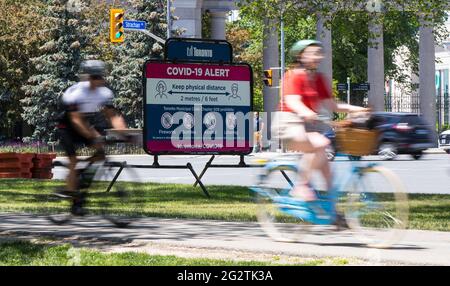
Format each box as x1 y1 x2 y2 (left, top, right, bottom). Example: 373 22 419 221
0 213 448 265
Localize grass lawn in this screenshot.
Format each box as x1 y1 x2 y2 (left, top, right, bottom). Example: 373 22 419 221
0 179 448 231
0 240 344 266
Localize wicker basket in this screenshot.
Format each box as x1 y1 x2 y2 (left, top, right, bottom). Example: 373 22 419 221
335 128 379 156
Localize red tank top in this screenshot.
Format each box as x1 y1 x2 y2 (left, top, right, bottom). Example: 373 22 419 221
279 70 331 113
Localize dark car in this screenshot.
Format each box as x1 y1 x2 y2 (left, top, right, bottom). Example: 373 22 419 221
325 112 434 160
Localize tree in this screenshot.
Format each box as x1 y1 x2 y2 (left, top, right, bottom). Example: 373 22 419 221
21 0 87 141
236 0 449 109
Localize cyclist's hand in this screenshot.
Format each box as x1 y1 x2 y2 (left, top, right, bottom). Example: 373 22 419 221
92 135 105 150
302 111 318 122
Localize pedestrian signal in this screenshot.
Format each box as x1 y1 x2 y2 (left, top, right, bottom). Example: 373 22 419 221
110 9 125 43
263 69 273 87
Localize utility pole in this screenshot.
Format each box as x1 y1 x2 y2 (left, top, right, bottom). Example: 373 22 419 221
347 77 351 104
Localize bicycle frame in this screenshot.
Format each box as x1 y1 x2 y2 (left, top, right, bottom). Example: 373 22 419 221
251 153 378 225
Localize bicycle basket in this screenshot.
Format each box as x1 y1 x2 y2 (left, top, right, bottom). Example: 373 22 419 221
335 128 379 156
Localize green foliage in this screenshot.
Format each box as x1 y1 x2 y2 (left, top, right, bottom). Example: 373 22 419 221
0 240 334 266
0 0 46 136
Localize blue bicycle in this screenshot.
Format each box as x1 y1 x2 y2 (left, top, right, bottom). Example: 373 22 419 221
251 127 409 248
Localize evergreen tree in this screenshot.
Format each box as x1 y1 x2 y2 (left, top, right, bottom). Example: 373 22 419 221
21 0 87 142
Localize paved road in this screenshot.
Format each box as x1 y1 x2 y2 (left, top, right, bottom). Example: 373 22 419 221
0 213 448 265
53 153 450 194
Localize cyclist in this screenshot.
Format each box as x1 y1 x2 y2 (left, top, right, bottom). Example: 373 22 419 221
273 40 367 214
253 111 264 153
56 60 127 204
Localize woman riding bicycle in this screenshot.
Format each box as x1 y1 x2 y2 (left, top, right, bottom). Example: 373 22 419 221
273 40 368 203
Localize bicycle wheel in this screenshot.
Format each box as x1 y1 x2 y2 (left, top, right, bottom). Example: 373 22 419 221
253 163 310 243
341 165 409 248
88 162 144 228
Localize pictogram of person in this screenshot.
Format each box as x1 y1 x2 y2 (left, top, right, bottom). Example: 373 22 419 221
155 81 168 98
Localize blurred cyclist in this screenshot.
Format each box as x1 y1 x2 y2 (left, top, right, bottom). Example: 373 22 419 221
253 111 264 153
273 40 367 208
57 60 127 198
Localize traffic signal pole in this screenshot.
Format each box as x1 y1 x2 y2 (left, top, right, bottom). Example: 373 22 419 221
280 16 285 152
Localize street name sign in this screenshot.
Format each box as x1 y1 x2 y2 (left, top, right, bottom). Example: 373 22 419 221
351 83 370 91
337 83 370 91
123 20 147 30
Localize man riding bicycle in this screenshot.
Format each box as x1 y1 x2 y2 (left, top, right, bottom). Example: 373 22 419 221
56 60 127 202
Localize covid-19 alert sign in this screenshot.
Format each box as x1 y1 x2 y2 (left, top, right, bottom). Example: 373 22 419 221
143 60 253 155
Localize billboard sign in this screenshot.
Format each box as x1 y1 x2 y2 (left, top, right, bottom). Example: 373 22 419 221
143 60 253 155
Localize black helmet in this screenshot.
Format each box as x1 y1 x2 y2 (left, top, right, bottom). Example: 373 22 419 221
80 60 106 77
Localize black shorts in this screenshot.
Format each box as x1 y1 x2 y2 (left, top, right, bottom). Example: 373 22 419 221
58 128 93 157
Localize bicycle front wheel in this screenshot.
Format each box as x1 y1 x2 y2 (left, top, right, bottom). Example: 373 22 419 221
342 165 409 248
89 162 144 228
254 163 310 243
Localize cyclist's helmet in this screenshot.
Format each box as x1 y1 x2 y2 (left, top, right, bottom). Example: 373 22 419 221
289 40 322 60
80 60 106 77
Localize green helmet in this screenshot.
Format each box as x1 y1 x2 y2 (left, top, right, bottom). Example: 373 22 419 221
289 40 322 59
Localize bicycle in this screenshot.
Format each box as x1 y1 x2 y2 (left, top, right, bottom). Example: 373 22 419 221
251 120 409 248
37 131 144 228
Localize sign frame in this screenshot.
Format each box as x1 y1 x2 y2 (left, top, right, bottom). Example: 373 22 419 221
164 37 233 64
142 59 254 156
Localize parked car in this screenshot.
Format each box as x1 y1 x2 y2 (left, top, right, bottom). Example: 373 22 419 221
438 130 450 154
325 112 434 160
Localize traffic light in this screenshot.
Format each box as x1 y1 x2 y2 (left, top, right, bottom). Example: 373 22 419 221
263 69 273 87
110 8 124 43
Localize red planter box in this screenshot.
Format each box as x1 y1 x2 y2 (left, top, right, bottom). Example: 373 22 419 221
0 172 21 178
32 171 54 179
0 153 56 179
31 153 56 179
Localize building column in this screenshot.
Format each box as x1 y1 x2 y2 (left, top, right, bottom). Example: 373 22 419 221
316 14 333 88
419 16 437 145
367 17 385 111
209 10 227 40
172 0 204 38
263 18 279 150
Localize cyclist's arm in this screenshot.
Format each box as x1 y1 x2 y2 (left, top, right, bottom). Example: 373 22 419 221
322 98 367 113
102 107 127 130
68 111 100 140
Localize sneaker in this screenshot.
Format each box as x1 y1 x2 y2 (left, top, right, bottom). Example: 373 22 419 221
333 213 350 231
71 195 87 216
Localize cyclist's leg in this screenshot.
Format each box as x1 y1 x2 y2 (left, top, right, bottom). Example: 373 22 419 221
286 132 331 201
305 132 332 191
58 128 79 194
